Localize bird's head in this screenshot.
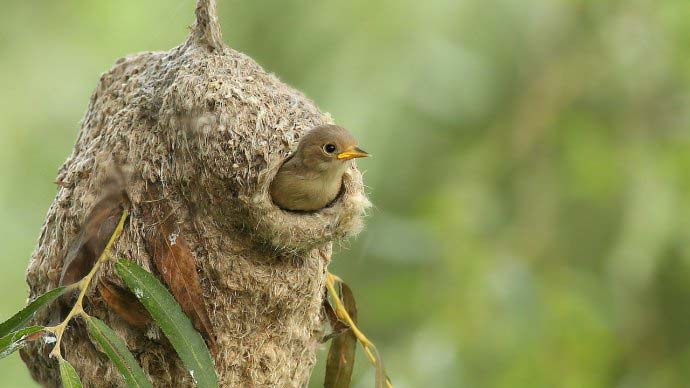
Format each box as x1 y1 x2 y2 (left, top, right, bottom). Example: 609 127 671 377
295 124 369 172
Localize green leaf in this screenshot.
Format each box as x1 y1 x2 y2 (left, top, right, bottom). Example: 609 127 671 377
86 316 152 388
59 358 83 388
0 286 69 338
0 326 45 360
115 259 218 388
372 346 390 388
324 282 358 388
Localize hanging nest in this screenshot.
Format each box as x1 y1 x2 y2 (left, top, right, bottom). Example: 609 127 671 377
20 0 370 386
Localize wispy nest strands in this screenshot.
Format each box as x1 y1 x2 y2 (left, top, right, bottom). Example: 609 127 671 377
20 0 370 386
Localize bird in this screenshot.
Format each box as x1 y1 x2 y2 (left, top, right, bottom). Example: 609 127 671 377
270 124 369 212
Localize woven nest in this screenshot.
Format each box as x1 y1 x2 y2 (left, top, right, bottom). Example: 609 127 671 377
20 1 370 386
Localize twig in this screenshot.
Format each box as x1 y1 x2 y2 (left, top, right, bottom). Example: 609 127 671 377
189 0 224 50
46 209 129 359
325 272 393 388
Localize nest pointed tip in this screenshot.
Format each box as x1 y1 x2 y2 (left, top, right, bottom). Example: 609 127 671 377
188 0 225 51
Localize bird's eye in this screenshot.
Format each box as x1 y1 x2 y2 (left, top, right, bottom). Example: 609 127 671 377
323 144 337 153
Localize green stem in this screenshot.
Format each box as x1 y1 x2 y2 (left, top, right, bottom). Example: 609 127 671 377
325 272 393 388
47 209 129 359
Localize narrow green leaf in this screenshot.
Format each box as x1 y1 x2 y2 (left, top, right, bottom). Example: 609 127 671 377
0 286 68 337
115 259 218 388
0 326 45 360
324 282 358 388
59 358 83 388
86 316 152 388
372 346 390 388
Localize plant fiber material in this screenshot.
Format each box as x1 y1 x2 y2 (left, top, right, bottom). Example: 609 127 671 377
20 1 370 386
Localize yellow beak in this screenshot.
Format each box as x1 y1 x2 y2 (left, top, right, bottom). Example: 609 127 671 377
337 146 370 160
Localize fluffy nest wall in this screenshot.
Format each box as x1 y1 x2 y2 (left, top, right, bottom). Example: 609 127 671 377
20 1 370 387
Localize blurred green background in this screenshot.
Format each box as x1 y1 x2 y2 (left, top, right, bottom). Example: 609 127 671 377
2 0 690 387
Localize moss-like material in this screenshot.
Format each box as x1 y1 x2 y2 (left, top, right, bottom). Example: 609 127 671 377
20 1 370 386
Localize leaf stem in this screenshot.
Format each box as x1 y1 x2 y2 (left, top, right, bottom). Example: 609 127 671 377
47 209 129 359
325 272 393 388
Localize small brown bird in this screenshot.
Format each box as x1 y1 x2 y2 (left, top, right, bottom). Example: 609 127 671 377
270 124 369 211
